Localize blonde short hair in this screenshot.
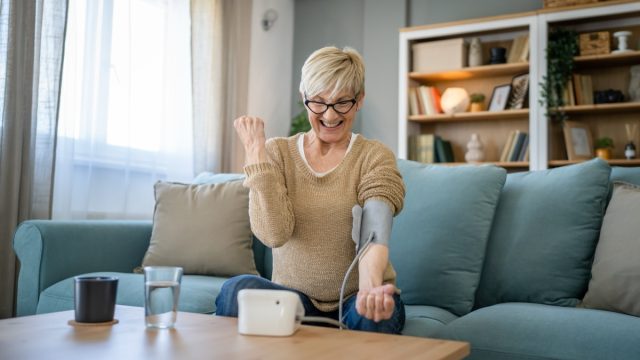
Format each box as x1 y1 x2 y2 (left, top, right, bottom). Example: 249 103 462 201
299 46 365 99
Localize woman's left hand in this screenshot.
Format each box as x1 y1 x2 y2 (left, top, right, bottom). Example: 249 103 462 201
356 284 396 322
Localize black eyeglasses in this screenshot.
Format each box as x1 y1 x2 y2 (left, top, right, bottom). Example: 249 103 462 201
304 95 357 115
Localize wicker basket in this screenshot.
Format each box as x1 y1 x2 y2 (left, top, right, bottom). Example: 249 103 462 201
543 0 600 8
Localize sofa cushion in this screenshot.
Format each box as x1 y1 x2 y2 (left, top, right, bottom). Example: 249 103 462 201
36 272 228 315
390 160 506 316
142 180 258 277
402 305 458 338
610 166 640 185
582 182 640 317
443 303 640 360
476 158 611 308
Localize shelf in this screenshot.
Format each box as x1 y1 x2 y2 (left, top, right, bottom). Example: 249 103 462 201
558 102 640 115
409 109 529 123
409 62 529 82
574 51 640 68
549 159 640 167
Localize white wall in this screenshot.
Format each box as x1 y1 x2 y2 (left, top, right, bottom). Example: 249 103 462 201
247 0 294 138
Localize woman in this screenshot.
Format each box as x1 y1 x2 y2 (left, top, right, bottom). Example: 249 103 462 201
215 46 406 334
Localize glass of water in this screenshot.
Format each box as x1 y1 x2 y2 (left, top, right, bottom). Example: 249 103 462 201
143 266 183 329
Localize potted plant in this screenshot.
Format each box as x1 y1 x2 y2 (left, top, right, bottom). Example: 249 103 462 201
469 93 485 112
540 28 579 122
289 101 310 136
594 137 614 160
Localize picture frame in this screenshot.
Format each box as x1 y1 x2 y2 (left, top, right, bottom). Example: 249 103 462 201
563 121 594 160
488 84 511 112
507 73 530 110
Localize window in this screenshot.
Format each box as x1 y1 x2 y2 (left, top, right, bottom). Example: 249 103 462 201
54 0 193 219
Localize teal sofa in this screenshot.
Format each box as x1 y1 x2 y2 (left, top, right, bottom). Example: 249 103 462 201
13 159 640 360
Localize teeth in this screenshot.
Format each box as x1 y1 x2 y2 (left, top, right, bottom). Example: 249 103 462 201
322 121 342 128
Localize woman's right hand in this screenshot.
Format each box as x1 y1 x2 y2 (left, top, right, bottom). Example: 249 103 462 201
234 116 267 165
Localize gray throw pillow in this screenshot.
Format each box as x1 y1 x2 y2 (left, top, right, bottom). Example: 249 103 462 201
142 180 258 276
582 182 640 317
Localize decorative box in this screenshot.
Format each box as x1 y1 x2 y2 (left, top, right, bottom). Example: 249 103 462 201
579 31 610 56
412 38 467 73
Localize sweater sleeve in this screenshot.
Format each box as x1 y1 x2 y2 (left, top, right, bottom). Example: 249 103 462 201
357 143 405 216
243 139 295 248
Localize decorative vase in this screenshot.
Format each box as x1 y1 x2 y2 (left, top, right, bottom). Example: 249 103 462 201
612 31 633 54
625 142 637 159
470 102 484 112
465 133 485 163
468 38 483 67
440 88 470 115
595 148 612 160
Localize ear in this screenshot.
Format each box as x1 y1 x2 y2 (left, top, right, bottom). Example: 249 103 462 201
356 91 365 111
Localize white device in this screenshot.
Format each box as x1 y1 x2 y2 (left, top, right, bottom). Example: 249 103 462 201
237 289 304 336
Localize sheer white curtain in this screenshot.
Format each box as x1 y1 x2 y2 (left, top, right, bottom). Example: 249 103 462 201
53 0 193 220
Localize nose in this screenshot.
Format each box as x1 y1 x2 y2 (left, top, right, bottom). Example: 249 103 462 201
323 106 340 121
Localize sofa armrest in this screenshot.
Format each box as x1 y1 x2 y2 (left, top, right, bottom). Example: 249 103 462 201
13 220 152 316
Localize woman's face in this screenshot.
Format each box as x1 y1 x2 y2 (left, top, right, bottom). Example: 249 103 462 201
303 89 364 145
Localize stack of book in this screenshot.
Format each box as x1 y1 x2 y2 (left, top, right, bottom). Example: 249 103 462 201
500 130 529 162
408 134 455 163
408 86 443 116
562 74 594 106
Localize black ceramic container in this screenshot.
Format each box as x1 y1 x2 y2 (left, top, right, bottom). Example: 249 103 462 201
74 276 119 323
489 47 507 64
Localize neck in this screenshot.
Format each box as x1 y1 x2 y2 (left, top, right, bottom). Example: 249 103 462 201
305 131 352 155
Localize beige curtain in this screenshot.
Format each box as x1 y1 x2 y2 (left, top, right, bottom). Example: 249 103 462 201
0 0 68 318
191 0 252 174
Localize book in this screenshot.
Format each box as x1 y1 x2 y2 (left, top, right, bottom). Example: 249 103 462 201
430 87 443 114
408 135 417 161
409 88 420 115
582 75 594 105
500 130 517 162
508 35 530 63
510 132 527 162
573 74 584 105
416 134 435 163
419 86 437 115
517 134 529 161
442 140 455 162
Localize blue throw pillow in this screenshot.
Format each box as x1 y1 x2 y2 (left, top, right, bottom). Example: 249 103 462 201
390 160 506 316
475 158 611 308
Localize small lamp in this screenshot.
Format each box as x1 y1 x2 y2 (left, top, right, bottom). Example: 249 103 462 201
440 88 470 115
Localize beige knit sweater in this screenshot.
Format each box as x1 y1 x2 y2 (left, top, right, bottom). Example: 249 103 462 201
243 134 405 312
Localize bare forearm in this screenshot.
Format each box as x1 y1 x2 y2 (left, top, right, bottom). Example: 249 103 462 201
358 244 389 290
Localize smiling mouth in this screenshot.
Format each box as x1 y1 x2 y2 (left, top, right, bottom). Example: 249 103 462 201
320 120 343 128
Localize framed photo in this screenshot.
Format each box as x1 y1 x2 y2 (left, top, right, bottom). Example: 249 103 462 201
488 84 511 112
563 121 594 160
507 73 530 110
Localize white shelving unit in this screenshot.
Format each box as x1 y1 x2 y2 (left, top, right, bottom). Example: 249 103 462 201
398 0 640 171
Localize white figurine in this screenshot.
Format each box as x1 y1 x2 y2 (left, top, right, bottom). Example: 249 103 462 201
465 133 485 163
613 31 632 54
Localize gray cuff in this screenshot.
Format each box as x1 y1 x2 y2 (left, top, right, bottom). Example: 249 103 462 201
351 200 393 251
361 199 393 247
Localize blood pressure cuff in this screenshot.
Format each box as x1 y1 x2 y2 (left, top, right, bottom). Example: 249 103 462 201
351 199 393 252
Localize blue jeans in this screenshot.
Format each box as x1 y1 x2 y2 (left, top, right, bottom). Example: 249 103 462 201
215 274 405 334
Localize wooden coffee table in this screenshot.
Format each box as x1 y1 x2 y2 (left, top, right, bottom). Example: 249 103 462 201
0 305 469 359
